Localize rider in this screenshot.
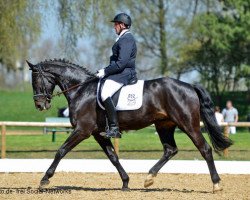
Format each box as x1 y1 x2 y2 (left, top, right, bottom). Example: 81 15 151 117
96 13 137 138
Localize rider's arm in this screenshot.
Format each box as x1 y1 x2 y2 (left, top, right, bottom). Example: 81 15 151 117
104 37 134 76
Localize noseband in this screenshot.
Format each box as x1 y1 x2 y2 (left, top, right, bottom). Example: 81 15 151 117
32 65 52 101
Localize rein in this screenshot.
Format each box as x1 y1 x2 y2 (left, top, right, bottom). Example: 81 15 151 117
52 76 97 98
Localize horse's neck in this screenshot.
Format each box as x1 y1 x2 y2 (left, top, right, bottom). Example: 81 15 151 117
51 67 88 104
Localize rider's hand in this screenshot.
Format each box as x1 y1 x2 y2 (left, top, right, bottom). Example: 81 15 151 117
97 69 105 78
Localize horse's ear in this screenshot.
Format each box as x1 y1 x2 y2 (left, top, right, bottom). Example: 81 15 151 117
26 60 34 70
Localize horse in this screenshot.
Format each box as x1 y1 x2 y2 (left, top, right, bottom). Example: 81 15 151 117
26 59 232 193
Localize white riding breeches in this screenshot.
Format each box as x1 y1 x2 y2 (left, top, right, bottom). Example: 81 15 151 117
101 80 124 101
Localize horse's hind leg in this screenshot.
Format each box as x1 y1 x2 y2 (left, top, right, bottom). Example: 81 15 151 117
40 129 90 188
94 134 130 190
183 126 222 193
144 124 178 188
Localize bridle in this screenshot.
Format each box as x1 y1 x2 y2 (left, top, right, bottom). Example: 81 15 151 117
32 65 53 102
32 65 97 101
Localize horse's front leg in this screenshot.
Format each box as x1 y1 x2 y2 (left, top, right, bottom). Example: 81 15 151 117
93 134 130 190
40 128 91 188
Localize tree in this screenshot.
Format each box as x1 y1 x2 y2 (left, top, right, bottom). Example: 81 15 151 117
56 0 198 78
57 0 117 60
178 0 250 101
121 0 169 76
0 0 41 69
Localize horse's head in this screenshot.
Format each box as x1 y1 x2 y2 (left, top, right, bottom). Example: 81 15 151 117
26 60 55 111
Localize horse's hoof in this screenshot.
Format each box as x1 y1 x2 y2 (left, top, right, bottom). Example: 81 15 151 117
144 174 155 188
121 187 130 191
213 183 223 193
39 179 50 189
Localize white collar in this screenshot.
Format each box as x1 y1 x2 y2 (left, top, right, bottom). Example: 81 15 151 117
116 29 130 42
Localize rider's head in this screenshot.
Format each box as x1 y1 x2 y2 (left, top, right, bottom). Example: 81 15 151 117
111 13 132 35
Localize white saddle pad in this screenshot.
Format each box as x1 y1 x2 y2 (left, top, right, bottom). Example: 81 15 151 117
97 80 144 111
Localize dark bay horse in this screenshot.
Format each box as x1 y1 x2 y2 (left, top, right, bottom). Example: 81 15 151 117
26 59 232 193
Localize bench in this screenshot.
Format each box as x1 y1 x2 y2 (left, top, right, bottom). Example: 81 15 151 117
44 117 73 142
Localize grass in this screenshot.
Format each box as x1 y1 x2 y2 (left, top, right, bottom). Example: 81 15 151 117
0 89 249 160
0 89 67 122
0 89 249 122
3 127 250 160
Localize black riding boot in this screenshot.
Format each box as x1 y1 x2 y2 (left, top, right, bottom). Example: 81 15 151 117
102 97 121 138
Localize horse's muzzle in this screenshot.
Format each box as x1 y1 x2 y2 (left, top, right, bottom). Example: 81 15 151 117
34 99 51 111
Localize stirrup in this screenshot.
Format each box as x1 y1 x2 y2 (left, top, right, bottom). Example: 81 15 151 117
100 126 122 138
107 127 122 138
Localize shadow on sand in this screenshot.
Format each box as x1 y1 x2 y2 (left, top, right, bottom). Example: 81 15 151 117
52 185 210 194
0 186 210 194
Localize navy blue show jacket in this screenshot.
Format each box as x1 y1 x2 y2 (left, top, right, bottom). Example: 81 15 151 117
104 31 137 85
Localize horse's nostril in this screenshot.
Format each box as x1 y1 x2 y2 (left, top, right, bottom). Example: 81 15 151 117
35 102 43 110
36 104 42 109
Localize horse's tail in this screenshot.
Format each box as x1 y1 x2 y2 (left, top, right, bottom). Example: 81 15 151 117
193 84 233 152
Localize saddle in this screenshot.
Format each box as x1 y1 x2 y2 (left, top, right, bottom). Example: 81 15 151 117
97 79 144 111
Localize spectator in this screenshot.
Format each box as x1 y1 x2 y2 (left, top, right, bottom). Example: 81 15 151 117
214 106 224 125
222 100 238 134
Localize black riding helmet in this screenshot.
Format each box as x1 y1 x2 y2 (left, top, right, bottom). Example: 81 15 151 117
111 13 132 28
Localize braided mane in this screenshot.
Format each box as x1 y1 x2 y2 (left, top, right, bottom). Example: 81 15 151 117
38 58 95 77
